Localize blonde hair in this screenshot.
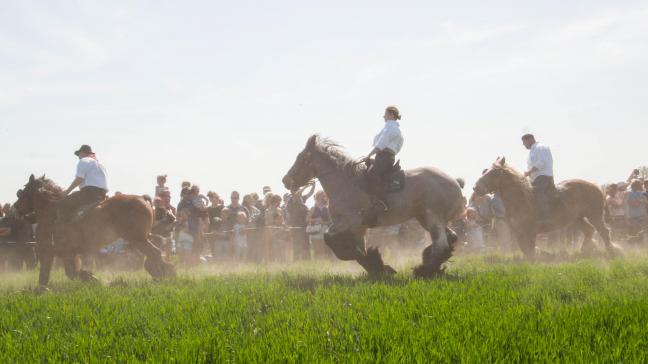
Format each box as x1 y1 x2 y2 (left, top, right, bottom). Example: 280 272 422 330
385 106 401 120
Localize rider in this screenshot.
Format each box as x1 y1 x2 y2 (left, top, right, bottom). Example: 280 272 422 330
522 134 554 222
55 145 109 241
362 106 404 225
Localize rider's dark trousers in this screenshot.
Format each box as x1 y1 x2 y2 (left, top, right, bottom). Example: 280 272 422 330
57 186 107 220
366 149 395 197
532 175 555 220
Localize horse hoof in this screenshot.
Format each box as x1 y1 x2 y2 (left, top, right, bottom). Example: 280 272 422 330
163 262 177 277
606 244 624 259
35 285 51 294
79 270 101 284
413 264 444 279
383 265 397 275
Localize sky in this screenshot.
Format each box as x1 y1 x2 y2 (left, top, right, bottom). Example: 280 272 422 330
1 0 647 204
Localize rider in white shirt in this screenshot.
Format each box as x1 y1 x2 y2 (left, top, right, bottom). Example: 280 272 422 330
522 134 555 221
56 145 109 242
362 106 404 225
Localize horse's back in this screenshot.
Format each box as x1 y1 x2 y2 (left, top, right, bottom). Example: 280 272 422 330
557 178 606 210
90 194 154 241
402 166 465 218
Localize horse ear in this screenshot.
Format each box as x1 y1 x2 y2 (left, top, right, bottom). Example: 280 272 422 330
500 157 506 166
306 135 318 149
29 174 35 183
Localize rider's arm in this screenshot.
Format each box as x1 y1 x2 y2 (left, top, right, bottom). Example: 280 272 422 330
367 147 380 158
62 177 84 196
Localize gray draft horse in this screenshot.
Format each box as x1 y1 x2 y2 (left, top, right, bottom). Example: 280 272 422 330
282 135 465 277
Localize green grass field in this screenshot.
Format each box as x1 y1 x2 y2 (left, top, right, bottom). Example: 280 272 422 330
1 255 648 363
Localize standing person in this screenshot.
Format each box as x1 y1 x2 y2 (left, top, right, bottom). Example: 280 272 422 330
155 175 169 198
489 193 511 251
56 145 108 242
308 191 333 260
206 191 224 260
624 180 648 245
264 193 286 262
286 181 316 261
362 106 404 225
522 134 554 224
605 184 626 241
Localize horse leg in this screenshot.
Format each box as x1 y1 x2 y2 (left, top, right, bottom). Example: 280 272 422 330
36 243 55 287
576 217 596 256
134 239 176 279
62 252 81 280
514 228 537 259
587 213 623 257
414 214 453 278
324 230 395 276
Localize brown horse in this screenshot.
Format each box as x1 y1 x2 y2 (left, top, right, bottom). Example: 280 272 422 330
14 174 175 287
282 135 465 277
473 157 622 257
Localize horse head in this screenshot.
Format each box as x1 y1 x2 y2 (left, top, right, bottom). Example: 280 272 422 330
473 157 508 196
283 135 318 192
14 174 60 215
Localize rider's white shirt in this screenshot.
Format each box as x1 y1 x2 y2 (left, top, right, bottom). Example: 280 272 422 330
527 142 553 182
373 120 404 154
76 157 109 191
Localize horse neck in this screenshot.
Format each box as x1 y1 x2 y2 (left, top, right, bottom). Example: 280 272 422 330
312 154 365 206
496 174 535 216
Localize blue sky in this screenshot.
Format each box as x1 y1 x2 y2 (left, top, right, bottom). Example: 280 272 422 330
1 0 647 203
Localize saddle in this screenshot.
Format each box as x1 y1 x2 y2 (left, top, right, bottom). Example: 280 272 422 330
70 201 104 223
364 159 406 194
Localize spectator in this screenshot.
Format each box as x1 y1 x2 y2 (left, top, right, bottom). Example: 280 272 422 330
308 191 333 260
624 179 648 245
286 181 317 261
465 208 486 253
264 193 286 261
155 175 169 198
490 193 512 250
605 184 626 241
232 212 248 261
242 194 263 262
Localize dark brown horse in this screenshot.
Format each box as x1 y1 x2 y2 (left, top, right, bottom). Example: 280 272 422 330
14 174 175 287
282 135 465 277
473 157 622 257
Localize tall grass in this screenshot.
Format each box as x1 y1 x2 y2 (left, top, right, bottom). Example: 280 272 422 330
1 256 647 362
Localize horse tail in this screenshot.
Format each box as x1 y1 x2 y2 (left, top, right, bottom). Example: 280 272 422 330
456 178 465 189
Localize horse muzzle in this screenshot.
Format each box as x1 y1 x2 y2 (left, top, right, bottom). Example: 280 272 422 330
282 176 295 191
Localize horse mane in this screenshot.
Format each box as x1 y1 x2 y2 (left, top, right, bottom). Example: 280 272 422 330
313 137 366 178
34 175 63 201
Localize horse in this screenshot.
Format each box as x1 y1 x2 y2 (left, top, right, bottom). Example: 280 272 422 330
282 135 466 277
13 174 175 287
472 157 622 257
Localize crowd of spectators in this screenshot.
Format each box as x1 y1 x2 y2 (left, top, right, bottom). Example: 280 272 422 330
604 169 648 245
149 175 334 266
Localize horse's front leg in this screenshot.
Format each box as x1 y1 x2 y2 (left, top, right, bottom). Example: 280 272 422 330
324 226 395 276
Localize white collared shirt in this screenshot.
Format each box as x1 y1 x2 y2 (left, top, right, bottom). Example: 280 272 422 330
76 157 109 191
373 120 404 154
527 142 553 182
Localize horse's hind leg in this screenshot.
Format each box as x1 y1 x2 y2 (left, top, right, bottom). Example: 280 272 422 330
133 239 176 278
576 217 596 255
588 213 622 257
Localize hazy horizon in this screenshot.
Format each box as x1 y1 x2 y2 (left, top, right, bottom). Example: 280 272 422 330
2 1 647 204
